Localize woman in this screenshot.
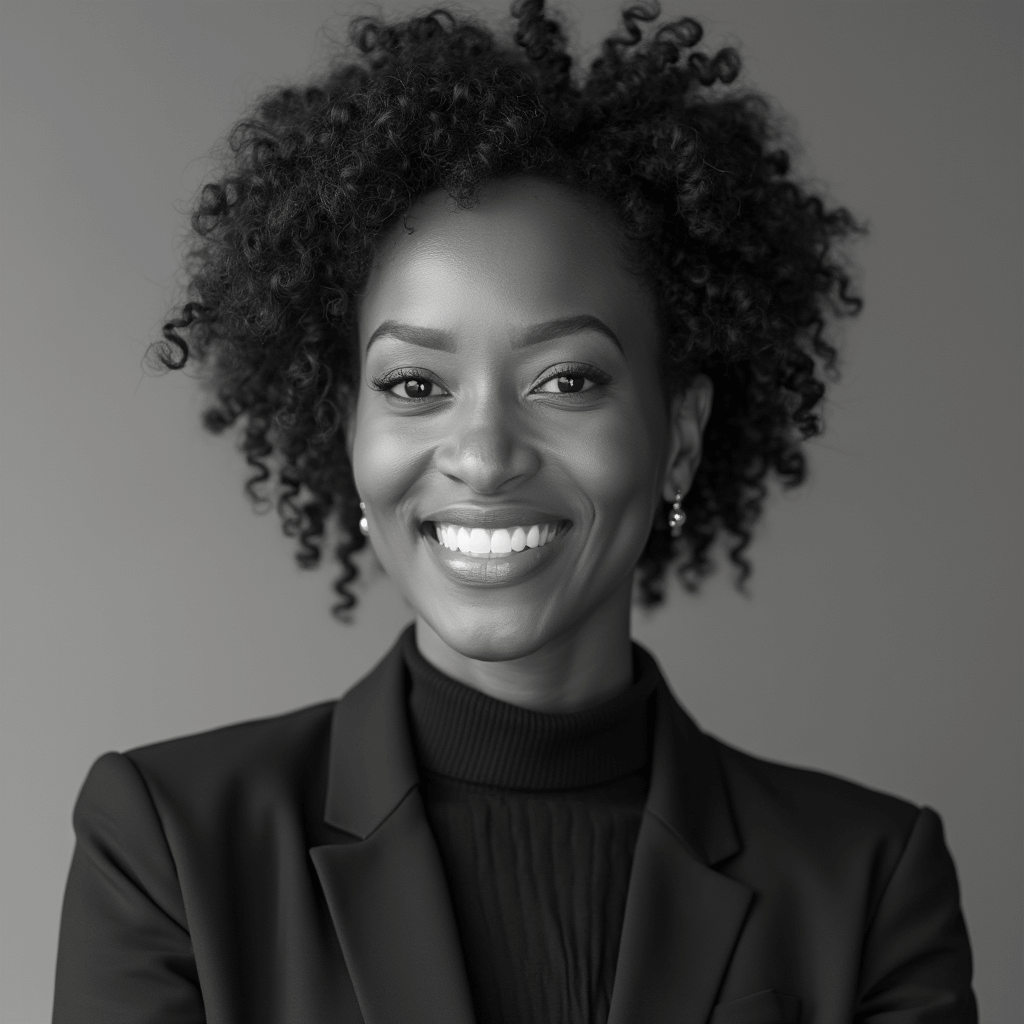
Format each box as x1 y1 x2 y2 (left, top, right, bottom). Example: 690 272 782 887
52 2 977 1021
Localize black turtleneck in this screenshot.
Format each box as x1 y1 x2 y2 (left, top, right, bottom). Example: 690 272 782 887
402 630 657 1024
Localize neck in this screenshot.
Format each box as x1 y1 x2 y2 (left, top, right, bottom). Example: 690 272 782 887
414 582 634 713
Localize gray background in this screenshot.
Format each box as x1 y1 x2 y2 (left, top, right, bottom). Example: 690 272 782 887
1 1 1020 1020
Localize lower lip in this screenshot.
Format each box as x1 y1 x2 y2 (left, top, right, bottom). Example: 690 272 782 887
422 524 571 587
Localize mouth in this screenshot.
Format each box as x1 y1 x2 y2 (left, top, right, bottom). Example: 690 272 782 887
419 517 572 587
421 519 572 558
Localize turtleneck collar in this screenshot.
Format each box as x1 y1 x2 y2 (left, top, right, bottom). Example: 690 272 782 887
402 627 657 791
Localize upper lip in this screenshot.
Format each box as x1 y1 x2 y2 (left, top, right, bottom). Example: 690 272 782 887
422 504 572 530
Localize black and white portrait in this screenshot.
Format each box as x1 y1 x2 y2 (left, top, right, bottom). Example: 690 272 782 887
0 2 1020 1021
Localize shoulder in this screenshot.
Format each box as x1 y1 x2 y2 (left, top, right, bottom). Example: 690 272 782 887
706 733 928 886
75 699 338 837
126 698 337 784
712 734 920 835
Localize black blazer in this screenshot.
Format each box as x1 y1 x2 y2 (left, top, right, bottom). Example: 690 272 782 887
53 633 977 1024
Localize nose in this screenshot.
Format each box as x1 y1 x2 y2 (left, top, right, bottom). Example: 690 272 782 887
434 395 541 494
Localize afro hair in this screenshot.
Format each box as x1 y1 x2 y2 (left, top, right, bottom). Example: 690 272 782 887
153 0 865 620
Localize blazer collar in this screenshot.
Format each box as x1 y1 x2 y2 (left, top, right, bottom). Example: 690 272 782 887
322 628 741 855
312 627 477 1023
322 629 418 839
607 646 752 1024
641 642 742 867
313 627 752 1024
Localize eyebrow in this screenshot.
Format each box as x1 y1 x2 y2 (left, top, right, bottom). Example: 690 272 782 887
365 314 623 355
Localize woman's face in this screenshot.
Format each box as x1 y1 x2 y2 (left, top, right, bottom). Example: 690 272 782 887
352 176 709 662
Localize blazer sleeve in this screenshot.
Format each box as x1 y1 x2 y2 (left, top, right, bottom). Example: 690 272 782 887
855 806 978 1024
52 752 205 1024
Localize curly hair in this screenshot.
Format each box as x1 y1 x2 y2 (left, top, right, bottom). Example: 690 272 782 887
152 0 865 621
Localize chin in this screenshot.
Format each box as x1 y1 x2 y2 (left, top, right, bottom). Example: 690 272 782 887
423 603 564 663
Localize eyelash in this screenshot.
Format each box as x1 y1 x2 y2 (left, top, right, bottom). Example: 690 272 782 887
368 363 612 402
369 367 448 400
534 362 613 397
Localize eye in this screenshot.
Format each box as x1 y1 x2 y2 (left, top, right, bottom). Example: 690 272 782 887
392 377 440 399
369 370 449 401
533 364 611 396
537 374 590 394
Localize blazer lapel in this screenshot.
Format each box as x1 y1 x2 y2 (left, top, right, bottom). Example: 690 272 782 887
309 632 751 1024
309 630 476 1024
608 649 754 1024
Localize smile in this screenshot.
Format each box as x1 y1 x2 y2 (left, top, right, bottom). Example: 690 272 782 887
420 519 572 587
425 521 569 558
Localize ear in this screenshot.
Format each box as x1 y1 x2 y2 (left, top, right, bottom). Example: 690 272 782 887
661 373 713 503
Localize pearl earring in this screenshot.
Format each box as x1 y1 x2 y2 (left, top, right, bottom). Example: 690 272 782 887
358 501 369 537
667 490 686 537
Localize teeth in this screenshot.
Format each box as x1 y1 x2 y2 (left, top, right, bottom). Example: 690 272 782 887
433 521 562 556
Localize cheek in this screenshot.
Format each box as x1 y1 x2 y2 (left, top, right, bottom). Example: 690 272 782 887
350 405 428 512
560 404 666 530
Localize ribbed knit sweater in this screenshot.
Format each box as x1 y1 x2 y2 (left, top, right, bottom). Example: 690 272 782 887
402 632 657 1024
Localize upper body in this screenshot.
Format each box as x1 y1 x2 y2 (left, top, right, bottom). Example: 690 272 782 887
55 2 977 1021
53 627 976 1024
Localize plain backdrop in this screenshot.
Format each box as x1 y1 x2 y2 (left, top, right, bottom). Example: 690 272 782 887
1 1 1020 1020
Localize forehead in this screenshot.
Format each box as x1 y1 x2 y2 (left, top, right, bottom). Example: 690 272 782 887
359 177 653 333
